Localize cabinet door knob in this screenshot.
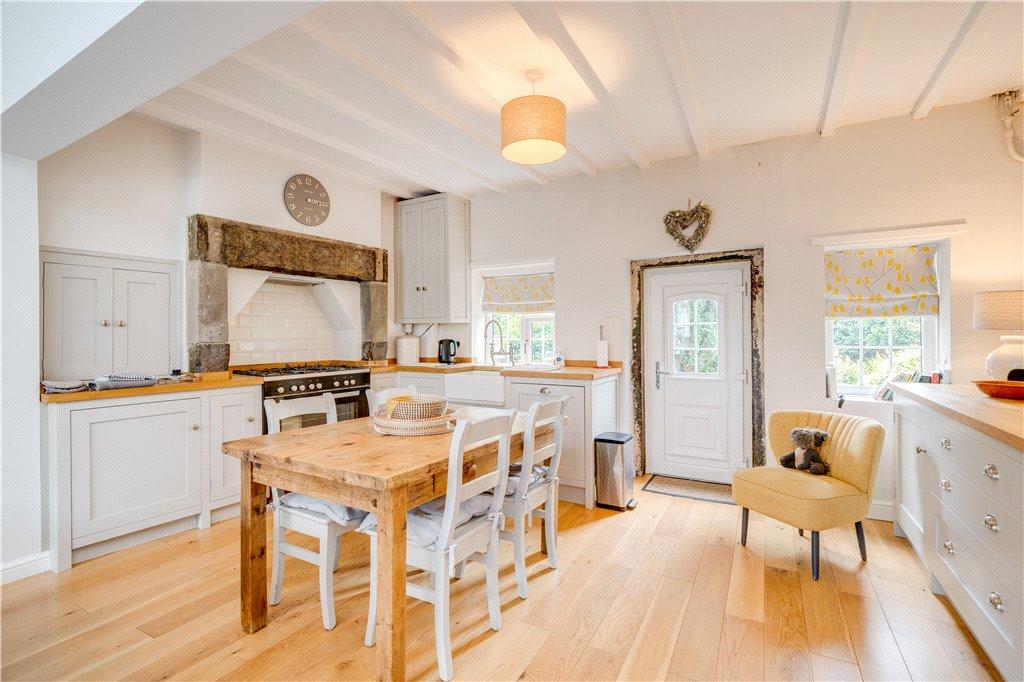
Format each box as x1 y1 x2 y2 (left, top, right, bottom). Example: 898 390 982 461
116 320 126 327
983 464 999 480
192 424 200 431
422 286 427 291
915 446 927 455
939 478 952 492
247 416 255 423
940 436 952 450
983 514 1000 532
99 319 110 327
539 387 551 395
943 540 955 555
415 286 421 291
988 592 1005 611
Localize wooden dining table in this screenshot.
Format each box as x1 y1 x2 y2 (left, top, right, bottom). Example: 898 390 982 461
221 405 552 681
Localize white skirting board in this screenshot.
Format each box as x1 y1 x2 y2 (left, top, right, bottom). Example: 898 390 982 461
867 499 894 522
2 551 51 584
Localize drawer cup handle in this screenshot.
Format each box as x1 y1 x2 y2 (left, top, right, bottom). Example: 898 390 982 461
940 436 952 450
539 387 551 395
983 514 1000 532
988 593 1005 612
939 478 952 492
915 446 927 455
943 540 955 555
983 464 1000 480
192 424 200 431
247 417 255 423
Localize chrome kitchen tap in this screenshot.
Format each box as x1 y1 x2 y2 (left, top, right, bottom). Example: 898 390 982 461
483 318 514 366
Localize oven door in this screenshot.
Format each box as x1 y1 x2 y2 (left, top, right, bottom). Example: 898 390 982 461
275 389 369 432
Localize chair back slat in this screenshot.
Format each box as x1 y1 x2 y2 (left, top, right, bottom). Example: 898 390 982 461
516 397 569 494
435 410 515 548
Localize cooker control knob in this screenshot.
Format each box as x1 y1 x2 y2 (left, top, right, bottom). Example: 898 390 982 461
347 379 355 386
333 381 340 387
316 383 323 389
299 384 307 391
276 387 285 394
290 385 298 392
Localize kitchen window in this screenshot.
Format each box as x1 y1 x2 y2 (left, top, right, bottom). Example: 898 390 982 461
479 270 556 365
484 312 556 365
828 317 937 391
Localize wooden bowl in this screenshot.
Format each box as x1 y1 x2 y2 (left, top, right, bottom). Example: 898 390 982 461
972 380 1024 400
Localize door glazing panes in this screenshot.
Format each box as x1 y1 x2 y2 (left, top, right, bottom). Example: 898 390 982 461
673 298 720 374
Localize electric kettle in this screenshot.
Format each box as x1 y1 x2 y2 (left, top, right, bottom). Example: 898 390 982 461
438 339 460 365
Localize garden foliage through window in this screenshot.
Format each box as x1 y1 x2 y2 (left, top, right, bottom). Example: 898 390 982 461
831 317 932 389
484 312 556 365
673 298 719 374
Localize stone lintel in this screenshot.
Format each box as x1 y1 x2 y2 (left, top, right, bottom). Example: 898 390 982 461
188 214 388 283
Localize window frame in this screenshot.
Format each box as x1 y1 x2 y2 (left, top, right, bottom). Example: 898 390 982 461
825 316 938 395
483 311 557 365
670 295 723 377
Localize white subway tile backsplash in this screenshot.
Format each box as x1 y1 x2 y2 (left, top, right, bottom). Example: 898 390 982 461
229 281 335 364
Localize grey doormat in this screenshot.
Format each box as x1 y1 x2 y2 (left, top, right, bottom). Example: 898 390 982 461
642 475 735 505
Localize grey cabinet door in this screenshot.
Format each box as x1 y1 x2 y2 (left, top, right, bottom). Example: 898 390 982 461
506 383 586 488
113 268 170 376
420 198 448 320
208 391 259 504
399 203 423 321
43 262 113 380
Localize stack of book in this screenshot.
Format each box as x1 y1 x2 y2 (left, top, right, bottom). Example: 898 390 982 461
874 370 943 400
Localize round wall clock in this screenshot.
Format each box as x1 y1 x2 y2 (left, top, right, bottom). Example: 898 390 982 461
284 174 330 226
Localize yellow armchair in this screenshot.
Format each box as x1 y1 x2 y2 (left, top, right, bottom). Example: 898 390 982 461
732 410 885 580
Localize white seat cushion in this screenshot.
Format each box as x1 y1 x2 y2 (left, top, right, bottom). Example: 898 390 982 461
278 492 367 526
504 464 549 496
357 493 493 547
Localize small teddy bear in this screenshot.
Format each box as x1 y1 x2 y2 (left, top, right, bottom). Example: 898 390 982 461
779 427 831 475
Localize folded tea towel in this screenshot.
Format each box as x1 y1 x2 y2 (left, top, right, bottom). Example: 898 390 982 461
88 373 156 390
41 380 88 394
276 493 368 526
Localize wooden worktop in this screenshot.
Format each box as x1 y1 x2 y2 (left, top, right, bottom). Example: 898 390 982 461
372 361 623 381
40 372 264 404
890 383 1024 450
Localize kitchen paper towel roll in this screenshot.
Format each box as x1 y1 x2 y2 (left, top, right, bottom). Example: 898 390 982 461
596 340 609 368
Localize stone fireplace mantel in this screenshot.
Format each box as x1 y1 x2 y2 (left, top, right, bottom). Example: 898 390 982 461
186 214 389 371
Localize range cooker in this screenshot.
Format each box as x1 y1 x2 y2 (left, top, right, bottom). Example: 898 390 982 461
233 364 371 432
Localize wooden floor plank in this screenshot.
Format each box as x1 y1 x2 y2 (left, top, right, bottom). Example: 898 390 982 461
0 489 1000 682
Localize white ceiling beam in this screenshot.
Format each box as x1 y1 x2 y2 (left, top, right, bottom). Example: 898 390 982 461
515 2 650 169
818 2 870 137
643 3 711 159
288 20 551 187
231 53 506 193
178 80 467 199
137 102 416 199
911 1 985 120
386 3 598 177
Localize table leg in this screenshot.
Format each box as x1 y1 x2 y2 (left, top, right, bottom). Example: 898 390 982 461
375 486 408 681
240 460 268 633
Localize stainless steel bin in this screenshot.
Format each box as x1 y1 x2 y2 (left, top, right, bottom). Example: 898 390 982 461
595 431 636 511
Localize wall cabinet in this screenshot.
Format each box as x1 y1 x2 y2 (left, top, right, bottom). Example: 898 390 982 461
42 250 179 380
46 385 262 571
397 194 469 324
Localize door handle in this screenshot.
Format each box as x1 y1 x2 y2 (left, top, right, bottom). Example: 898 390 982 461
539 387 551 395
655 361 671 389
99 319 110 327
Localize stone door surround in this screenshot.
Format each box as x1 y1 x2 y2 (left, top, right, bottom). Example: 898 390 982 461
187 214 389 371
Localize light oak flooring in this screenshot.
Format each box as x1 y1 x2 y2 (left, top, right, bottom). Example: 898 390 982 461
1 482 1001 681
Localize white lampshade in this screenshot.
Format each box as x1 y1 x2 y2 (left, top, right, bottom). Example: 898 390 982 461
500 95 566 165
973 290 1024 331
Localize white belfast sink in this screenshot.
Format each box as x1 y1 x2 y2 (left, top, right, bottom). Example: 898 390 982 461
444 370 506 405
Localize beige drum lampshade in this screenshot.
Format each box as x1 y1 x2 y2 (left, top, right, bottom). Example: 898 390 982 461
973 290 1024 331
500 95 566 165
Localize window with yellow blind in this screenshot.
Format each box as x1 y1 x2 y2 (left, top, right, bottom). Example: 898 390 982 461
481 272 556 365
824 243 941 392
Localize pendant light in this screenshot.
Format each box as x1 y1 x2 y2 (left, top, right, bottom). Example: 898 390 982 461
500 70 566 165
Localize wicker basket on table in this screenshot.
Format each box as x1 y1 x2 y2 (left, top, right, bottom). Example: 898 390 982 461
372 394 457 436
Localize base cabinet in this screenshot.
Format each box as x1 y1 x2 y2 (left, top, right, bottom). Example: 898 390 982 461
70 398 203 545
395 371 445 396
208 392 260 506
46 385 262 571
506 383 586 488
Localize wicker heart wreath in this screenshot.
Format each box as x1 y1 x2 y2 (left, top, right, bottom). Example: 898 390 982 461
664 202 712 252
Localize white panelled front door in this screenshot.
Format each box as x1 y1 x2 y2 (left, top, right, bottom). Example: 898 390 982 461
644 262 751 483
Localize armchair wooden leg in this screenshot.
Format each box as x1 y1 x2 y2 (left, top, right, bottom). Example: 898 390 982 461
855 521 867 561
798 528 804 537
811 531 820 581
740 508 749 546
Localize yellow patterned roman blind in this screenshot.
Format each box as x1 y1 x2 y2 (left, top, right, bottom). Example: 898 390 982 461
481 273 555 314
825 243 939 318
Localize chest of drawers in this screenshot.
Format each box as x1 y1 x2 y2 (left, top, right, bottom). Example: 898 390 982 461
893 385 1023 681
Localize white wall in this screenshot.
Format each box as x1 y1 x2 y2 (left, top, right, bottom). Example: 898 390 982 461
471 98 1023 516
2 154 45 578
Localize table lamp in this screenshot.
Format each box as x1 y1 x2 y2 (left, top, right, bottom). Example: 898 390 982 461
973 290 1024 379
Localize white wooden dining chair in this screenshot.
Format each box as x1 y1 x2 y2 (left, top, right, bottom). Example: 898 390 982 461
360 409 516 681
497 397 569 599
366 386 416 412
263 394 366 630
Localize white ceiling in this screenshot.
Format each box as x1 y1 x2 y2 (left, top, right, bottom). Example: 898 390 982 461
138 1 1024 198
